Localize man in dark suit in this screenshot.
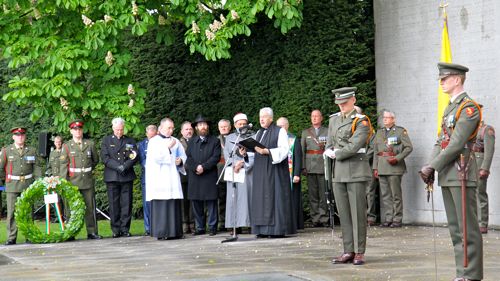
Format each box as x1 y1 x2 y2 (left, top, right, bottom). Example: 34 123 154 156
101 117 138 238
185 116 221 236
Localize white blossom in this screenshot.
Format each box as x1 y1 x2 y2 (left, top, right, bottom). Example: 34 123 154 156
104 15 112 23
127 84 135 95
128 99 135 108
60 97 69 110
82 14 94 26
105 51 114 66
132 1 138 16
33 8 41 20
220 14 227 25
205 30 215 41
209 20 222 32
231 10 239 20
191 21 200 34
158 15 166 25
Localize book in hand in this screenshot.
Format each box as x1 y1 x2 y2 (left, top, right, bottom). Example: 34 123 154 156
238 137 266 153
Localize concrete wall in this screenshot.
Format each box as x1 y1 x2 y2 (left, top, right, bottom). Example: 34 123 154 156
374 0 500 226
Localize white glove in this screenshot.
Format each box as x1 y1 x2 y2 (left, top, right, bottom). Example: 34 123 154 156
323 148 336 159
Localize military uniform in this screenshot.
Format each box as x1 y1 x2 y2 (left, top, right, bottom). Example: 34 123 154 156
326 87 372 265
422 63 482 280
301 126 329 226
59 134 100 238
365 133 379 224
472 123 495 232
372 125 413 226
0 127 42 244
46 148 63 177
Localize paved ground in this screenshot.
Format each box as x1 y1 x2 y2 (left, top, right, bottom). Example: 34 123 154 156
0 225 499 281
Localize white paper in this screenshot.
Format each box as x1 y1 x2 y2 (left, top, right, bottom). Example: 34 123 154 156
44 193 59 204
223 167 245 183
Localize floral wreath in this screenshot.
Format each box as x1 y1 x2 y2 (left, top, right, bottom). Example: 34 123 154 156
15 177 85 243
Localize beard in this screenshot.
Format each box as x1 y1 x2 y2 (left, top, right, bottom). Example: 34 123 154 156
197 128 209 136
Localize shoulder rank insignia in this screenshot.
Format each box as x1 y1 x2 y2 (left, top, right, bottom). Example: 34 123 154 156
361 120 369 127
465 107 474 117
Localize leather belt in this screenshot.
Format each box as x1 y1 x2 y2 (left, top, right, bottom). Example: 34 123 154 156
377 152 396 157
69 167 92 173
9 174 33 181
306 150 324 155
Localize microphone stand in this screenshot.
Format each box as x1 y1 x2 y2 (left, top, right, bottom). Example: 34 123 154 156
217 130 244 243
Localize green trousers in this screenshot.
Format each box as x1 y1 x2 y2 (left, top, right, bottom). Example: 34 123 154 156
379 175 403 223
476 177 488 227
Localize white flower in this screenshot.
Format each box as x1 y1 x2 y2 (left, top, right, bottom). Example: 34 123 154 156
33 9 41 20
128 99 135 108
209 20 222 32
132 1 138 16
220 14 227 25
82 14 94 26
231 10 239 20
60 97 69 110
104 15 112 23
205 30 215 41
191 21 200 34
158 15 166 25
127 84 135 95
105 51 114 66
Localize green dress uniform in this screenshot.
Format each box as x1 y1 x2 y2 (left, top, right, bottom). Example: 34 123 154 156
327 108 372 256
59 139 100 236
428 91 482 280
301 126 329 226
472 123 495 230
365 133 379 224
0 144 42 243
46 148 63 176
372 125 413 225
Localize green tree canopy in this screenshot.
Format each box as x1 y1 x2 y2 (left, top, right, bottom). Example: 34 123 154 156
0 0 303 135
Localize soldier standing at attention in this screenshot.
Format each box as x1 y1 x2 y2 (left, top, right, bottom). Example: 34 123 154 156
372 110 413 228
324 87 372 265
472 118 495 234
46 136 64 177
0 127 42 245
420 62 482 281
301 110 329 227
59 120 102 240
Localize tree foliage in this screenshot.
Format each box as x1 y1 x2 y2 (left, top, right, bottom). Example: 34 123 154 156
0 0 303 135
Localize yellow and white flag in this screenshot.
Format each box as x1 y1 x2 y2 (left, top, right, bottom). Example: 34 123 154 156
437 9 452 134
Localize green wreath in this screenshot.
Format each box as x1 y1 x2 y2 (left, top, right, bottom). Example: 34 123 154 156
15 177 85 243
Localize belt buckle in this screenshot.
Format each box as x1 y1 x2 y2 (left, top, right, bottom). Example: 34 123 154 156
20 175 25 182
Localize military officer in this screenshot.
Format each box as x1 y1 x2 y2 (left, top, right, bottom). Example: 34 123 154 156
472 119 495 234
372 110 413 228
101 117 138 238
325 87 372 265
301 110 329 227
59 120 102 240
46 136 64 177
0 127 42 245
420 62 482 281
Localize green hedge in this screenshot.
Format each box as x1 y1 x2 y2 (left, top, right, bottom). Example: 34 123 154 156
0 0 375 219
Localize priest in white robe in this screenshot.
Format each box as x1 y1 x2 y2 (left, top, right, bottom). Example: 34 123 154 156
146 118 186 240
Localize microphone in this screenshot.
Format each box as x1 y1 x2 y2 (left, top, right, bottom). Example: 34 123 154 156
238 123 253 134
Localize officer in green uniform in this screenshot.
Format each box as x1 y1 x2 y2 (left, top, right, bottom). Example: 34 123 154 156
325 87 372 265
301 110 329 227
372 110 413 228
59 120 102 239
472 120 495 234
46 136 64 177
0 127 42 245
420 62 482 281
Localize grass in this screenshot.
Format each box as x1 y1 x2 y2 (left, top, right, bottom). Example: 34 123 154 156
0 219 146 244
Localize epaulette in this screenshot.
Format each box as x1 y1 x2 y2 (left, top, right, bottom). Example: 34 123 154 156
351 113 366 119
329 112 341 118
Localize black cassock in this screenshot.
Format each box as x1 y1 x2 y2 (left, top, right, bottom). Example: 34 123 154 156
251 123 297 236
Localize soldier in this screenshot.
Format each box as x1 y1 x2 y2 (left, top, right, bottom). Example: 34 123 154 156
324 87 372 265
372 110 413 228
472 119 495 234
420 62 482 281
101 117 138 238
301 110 329 227
0 127 42 245
59 120 102 240
46 136 64 177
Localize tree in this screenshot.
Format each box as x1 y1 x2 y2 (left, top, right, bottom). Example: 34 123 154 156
0 0 303 135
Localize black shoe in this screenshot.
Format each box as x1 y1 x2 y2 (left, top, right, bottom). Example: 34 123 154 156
121 232 132 237
25 239 32 244
112 233 121 238
157 237 165 240
5 240 16 245
313 222 324 228
256 234 268 239
66 236 75 241
209 230 217 236
144 231 150 236
193 230 206 236
87 233 102 240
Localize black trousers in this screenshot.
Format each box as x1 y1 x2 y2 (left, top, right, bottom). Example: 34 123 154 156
191 200 218 232
106 181 133 234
